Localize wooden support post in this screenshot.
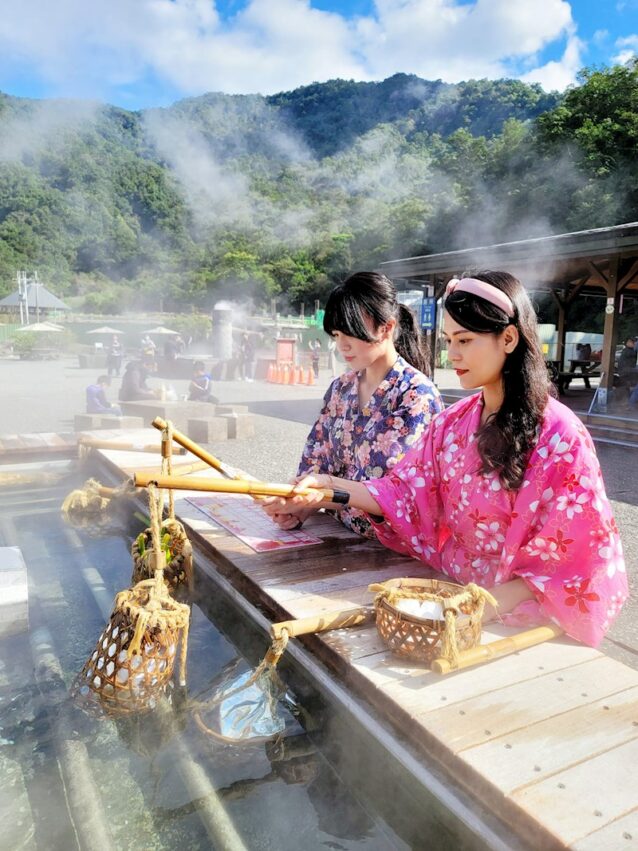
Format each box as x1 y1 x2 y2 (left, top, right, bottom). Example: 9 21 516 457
552 289 568 370
600 255 620 397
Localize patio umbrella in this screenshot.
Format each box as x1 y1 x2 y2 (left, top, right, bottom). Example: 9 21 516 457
145 326 179 335
87 326 123 335
15 322 63 332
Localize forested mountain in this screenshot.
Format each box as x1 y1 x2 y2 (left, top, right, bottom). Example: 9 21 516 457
0 64 636 313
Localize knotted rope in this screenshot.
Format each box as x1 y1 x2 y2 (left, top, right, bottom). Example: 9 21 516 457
116 482 190 683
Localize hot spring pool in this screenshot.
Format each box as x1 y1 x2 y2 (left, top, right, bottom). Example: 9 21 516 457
0 462 410 851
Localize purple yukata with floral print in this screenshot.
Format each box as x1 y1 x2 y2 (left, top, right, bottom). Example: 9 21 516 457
365 393 628 646
298 356 443 538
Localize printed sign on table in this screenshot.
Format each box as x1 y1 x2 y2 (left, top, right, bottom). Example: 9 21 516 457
186 495 322 552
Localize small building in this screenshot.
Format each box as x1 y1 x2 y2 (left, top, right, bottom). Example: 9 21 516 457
0 281 70 322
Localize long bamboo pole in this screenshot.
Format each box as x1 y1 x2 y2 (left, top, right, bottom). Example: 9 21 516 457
151 416 237 478
133 471 350 505
431 624 564 674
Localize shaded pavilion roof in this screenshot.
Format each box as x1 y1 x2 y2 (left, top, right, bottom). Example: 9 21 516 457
380 221 638 296
0 283 70 311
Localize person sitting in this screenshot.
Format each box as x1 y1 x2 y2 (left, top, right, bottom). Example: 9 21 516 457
86 375 122 416
118 358 157 402
188 361 218 403
273 271 628 647
263 271 443 538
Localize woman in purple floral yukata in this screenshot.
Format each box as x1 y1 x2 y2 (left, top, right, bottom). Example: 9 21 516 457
276 271 627 647
264 271 443 537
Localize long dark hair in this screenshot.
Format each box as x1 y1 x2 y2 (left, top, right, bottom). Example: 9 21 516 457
444 270 551 490
323 272 431 375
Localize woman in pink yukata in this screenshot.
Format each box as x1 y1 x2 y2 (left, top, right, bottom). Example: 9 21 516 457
265 271 443 538
278 271 628 647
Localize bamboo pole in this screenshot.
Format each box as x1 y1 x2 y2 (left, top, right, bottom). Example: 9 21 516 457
271 606 375 640
431 624 564 674
133 471 350 505
151 416 236 478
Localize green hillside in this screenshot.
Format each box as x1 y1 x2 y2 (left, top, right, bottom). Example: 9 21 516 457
0 64 636 312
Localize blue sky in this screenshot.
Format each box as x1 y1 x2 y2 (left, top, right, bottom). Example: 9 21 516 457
0 0 635 110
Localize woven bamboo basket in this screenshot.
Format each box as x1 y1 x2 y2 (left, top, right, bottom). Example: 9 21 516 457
131 518 193 590
72 575 190 717
370 577 494 667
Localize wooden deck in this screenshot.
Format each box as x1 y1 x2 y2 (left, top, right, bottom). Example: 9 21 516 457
4 429 637 850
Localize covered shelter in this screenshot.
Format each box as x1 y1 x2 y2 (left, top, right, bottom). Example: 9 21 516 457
0 282 70 320
380 222 638 401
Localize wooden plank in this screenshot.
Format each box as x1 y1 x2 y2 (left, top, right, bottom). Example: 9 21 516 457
461 686 638 791
571 807 638 850
512 738 638 846
351 637 600 705
416 657 638 752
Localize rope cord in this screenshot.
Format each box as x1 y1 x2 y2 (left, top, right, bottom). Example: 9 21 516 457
161 421 175 520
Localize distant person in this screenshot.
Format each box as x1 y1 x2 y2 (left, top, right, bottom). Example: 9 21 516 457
86 376 122 416
618 336 637 377
327 338 337 377
119 358 157 402
239 333 256 381
309 338 321 379
164 336 180 361
106 335 123 377
188 361 218 403
140 334 156 360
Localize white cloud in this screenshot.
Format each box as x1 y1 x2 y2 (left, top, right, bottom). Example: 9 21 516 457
613 34 638 64
520 30 584 91
0 0 582 100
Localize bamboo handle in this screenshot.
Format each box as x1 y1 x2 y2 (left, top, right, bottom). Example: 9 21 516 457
133 472 350 504
271 606 375 640
431 624 564 674
78 437 185 454
152 417 236 478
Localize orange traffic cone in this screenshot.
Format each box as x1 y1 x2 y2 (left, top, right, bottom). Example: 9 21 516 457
282 364 289 384
306 366 315 386
267 362 275 382
297 365 305 384
288 363 296 384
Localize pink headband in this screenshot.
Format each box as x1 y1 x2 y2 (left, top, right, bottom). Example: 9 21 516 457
445 277 515 318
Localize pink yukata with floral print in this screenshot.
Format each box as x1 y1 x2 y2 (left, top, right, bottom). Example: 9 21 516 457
365 393 628 646
299 356 443 538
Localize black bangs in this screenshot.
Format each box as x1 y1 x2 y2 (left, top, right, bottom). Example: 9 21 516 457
444 291 512 333
323 287 377 342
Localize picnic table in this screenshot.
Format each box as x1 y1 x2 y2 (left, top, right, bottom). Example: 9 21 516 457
557 360 601 393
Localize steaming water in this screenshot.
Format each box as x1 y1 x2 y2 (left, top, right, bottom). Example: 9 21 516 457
0 464 406 851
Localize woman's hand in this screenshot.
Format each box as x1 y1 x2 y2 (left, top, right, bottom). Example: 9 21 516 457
261 496 316 530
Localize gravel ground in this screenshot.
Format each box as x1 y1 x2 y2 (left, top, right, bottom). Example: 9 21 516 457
0 354 636 663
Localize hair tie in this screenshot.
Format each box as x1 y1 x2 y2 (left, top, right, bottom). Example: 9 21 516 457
445 277 515 318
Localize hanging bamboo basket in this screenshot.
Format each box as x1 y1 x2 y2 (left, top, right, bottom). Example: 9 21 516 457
72 575 190 716
131 518 193 590
369 577 496 669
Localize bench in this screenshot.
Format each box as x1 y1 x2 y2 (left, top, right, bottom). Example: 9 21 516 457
557 369 601 393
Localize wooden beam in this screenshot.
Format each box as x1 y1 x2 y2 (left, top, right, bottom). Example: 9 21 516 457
600 256 620 394
587 260 609 285
565 275 591 305
618 259 638 292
